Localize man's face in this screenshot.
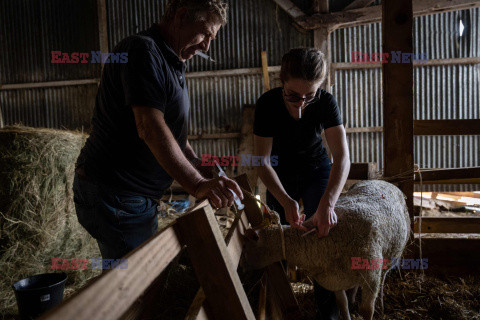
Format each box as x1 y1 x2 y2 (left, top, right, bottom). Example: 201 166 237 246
173 10 222 61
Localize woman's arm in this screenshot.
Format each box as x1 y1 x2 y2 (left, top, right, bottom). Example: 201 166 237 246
313 124 351 237
254 135 307 230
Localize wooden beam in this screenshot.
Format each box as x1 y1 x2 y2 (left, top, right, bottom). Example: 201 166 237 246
185 211 250 320
415 167 480 182
296 0 480 30
0 79 100 90
382 0 414 218
234 174 265 228
266 263 300 317
311 0 328 14
348 162 378 180
188 133 241 140
175 205 255 320
237 106 258 189
414 217 480 233
332 57 480 70
447 192 480 199
40 225 182 320
345 126 383 133
410 238 480 275
344 0 375 11
271 0 305 19
186 66 281 79
414 119 480 136
261 51 271 92
97 0 109 70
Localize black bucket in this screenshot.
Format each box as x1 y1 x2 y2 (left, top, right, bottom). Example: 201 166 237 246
12 273 67 320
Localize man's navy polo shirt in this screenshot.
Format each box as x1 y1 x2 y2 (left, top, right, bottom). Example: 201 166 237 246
77 23 189 198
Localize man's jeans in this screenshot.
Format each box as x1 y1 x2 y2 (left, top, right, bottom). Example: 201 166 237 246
266 164 339 320
73 173 158 261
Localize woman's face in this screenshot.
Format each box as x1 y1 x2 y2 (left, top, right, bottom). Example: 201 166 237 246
282 78 321 118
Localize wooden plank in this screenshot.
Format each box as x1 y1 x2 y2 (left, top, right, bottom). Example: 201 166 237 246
409 238 480 275
40 226 182 320
261 51 271 92
188 133 241 140
296 0 480 29
97 0 109 70
382 0 414 219
344 0 375 10
185 211 252 320
418 178 480 184
345 126 383 133
186 66 281 79
175 205 255 320
332 57 480 70
257 274 267 320
0 79 100 90
414 217 480 233
266 263 300 317
414 119 480 136
271 0 305 19
415 167 480 182
448 192 480 199
237 107 258 192
236 174 299 317
348 162 378 180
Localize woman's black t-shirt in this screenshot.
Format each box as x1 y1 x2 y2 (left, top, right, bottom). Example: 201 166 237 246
253 87 343 176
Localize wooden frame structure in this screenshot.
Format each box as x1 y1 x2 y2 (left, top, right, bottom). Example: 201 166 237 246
39 175 299 320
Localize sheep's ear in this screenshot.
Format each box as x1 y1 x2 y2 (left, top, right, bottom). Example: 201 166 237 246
244 228 259 241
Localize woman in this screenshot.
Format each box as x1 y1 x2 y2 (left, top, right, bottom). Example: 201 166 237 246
253 48 350 320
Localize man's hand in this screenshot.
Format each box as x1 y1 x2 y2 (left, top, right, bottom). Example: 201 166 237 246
282 198 308 231
312 206 337 237
194 176 244 209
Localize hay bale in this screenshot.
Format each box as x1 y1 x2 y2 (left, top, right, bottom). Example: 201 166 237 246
0 126 101 317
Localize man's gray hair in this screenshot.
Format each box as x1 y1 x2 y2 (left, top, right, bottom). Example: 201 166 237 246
162 0 229 25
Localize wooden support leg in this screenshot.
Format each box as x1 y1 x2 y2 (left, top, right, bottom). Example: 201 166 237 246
175 205 255 320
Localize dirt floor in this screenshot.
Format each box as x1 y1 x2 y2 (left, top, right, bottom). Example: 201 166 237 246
292 271 480 320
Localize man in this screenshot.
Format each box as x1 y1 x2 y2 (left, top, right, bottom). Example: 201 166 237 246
73 0 243 261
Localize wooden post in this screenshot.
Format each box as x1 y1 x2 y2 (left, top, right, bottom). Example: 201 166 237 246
382 0 414 219
0 106 4 128
261 51 271 92
175 205 256 320
237 106 258 189
97 0 109 70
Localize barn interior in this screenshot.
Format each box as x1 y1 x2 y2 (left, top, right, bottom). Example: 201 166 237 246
1 0 480 319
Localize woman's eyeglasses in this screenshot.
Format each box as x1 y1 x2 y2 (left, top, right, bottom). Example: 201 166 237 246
282 88 319 104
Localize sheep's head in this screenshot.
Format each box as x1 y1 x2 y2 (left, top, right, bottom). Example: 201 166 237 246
243 225 284 269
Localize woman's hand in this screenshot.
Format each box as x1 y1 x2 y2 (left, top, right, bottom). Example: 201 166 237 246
313 205 338 237
282 198 308 231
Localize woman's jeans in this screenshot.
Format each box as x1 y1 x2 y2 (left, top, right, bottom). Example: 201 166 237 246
73 173 159 261
266 164 339 320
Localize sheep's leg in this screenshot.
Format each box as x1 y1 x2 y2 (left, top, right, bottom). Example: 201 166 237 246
334 290 351 320
359 285 378 320
379 271 389 315
347 286 358 305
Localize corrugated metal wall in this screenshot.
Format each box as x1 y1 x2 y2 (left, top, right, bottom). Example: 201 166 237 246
1 1 478 192
330 8 480 191
0 0 99 130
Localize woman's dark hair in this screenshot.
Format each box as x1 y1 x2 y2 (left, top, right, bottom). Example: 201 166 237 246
280 48 328 84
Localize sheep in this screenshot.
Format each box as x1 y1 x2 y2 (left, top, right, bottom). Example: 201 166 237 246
243 180 411 320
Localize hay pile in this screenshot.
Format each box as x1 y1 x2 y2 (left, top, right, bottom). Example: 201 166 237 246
0 126 101 317
291 271 480 320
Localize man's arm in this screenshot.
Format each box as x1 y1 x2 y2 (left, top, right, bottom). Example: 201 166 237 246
133 105 242 207
313 124 351 237
254 135 307 230
184 140 213 178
